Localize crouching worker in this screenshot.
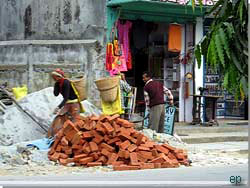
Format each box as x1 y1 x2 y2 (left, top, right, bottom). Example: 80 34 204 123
48 68 81 137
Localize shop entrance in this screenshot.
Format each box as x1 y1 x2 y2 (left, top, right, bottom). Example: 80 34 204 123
123 19 181 118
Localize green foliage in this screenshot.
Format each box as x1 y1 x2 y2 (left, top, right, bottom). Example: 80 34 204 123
194 0 248 101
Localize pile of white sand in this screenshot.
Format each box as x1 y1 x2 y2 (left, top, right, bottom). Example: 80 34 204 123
0 87 101 146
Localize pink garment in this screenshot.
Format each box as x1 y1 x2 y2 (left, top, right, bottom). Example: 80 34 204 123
109 45 128 76
117 20 132 63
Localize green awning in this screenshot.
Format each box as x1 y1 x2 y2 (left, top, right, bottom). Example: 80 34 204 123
107 0 206 23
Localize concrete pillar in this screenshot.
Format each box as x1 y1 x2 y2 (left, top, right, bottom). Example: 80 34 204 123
195 17 204 121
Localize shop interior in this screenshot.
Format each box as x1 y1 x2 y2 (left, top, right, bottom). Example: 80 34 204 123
120 19 181 117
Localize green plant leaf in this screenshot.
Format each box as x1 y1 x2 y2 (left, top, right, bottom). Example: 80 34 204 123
224 23 235 39
218 27 231 59
223 72 229 89
191 0 195 11
207 0 224 15
215 34 225 67
231 51 244 73
195 45 202 68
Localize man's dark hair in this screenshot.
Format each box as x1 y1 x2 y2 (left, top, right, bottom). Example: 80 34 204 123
143 71 152 78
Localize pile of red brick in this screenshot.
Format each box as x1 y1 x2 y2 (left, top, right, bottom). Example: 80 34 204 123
48 115 189 171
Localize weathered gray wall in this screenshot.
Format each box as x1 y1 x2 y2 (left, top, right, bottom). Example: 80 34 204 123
0 0 106 44
0 0 107 107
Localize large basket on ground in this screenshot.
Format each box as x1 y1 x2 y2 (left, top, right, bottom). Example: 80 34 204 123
70 76 87 101
95 76 120 102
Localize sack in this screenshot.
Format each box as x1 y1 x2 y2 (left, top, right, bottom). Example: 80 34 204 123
70 76 87 101
12 85 28 100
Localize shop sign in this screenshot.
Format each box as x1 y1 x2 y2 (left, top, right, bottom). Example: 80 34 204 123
164 104 176 135
166 0 218 6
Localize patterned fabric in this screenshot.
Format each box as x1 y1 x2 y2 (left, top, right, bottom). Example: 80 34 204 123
120 79 131 109
144 79 173 108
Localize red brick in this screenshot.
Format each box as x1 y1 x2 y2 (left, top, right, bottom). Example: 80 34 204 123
176 153 185 160
100 143 115 152
107 153 119 165
168 152 177 160
89 152 100 161
59 153 68 159
138 151 153 160
50 152 60 161
65 148 72 155
48 148 55 155
82 131 93 139
126 128 136 134
113 122 121 132
152 149 158 156
136 134 144 146
127 144 137 153
56 145 62 152
71 132 82 145
103 122 115 134
61 137 69 146
141 136 147 143
119 140 131 150
96 123 106 134
107 137 121 145
79 139 86 146
115 141 122 146
154 163 161 168
90 115 100 121
113 165 140 171
59 158 68 166
155 145 170 155
107 114 120 122
101 148 111 157
89 142 99 152
103 135 109 142
118 150 125 158
129 152 138 166
143 141 156 148
138 146 150 151
97 156 107 163
66 158 74 164
79 157 94 165
74 154 88 161
122 122 134 128
162 144 176 151
119 127 131 136
112 161 124 166
87 162 102 167
124 150 130 159
83 146 91 154
150 156 165 163
137 153 147 163
72 144 82 150
140 163 154 169
65 129 77 141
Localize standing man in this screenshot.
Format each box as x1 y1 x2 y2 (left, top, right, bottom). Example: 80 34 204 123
143 71 173 133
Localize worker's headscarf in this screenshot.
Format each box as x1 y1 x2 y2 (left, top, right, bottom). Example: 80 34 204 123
51 69 65 92
51 68 65 78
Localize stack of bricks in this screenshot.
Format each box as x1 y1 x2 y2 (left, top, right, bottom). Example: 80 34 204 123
48 114 190 171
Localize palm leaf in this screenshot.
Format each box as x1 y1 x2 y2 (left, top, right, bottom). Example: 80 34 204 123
191 0 195 11
207 0 224 15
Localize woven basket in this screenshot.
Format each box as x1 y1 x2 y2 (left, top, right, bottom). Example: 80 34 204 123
95 76 120 102
70 76 87 101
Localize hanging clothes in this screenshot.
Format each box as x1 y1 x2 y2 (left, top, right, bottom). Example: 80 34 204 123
168 24 182 52
109 44 128 76
106 43 114 71
117 20 133 69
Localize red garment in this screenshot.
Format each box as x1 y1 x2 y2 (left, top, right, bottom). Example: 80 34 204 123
58 78 65 93
127 50 132 70
106 43 113 71
54 68 65 77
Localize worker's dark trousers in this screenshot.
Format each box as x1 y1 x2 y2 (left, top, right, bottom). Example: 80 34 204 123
149 104 165 133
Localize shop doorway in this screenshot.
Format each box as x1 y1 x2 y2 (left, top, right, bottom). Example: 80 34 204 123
122 19 181 119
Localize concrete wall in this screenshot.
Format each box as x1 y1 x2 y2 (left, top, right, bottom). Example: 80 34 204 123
0 0 107 107
0 0 106 44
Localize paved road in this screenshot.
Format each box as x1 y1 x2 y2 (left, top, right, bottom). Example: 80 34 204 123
0 165 248 187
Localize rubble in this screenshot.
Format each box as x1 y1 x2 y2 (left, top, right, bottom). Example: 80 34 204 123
48 115 190 171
